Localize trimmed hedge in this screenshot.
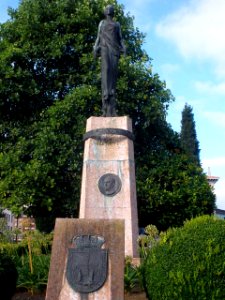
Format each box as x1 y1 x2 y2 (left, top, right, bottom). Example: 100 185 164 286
143 215 225 300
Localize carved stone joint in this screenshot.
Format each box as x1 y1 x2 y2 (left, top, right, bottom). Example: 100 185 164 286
83 128 134 141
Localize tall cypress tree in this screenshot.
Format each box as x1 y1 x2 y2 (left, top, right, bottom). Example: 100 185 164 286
180 103 200 164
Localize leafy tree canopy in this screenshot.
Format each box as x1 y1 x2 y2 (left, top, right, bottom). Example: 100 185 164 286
0 0 215 231
138 152 215 231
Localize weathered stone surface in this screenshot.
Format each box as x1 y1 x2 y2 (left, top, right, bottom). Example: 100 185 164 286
79 116 139 257
45 219 124 300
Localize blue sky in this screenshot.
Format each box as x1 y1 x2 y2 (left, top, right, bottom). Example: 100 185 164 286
1 0 224 209
119 0 225 209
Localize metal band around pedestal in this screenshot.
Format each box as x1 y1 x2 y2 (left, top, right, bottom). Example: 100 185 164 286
83 128 135 141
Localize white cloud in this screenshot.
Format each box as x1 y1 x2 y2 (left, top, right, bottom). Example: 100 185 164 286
202 157 225 169
157 63 180 90
123 0 153 8
121 0 153 32
212 178 225 209
203 112 225 128
195 81 225 96
155 0 225 77
160 63 180 76
202 158 225 209
171 96 203 113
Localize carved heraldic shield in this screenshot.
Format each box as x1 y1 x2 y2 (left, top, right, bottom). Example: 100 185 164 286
66 235 108 293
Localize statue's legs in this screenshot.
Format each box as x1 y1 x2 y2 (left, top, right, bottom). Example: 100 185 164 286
102 95 116 117
101 48 118 117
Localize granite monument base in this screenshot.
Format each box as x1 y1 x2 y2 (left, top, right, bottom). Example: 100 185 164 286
45 219 124 300
79 116 139 258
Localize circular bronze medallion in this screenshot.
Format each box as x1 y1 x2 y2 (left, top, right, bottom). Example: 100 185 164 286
98 173 122 197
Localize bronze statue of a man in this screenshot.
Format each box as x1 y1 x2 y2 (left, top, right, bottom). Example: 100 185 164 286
94 5 126 117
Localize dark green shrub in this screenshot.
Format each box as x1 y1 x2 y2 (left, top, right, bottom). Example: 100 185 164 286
16 231 52 293
16 252 50 293
138 225 159 259
143 215 225 300
0 230 52 294
124 256 143 293
0 251 18 300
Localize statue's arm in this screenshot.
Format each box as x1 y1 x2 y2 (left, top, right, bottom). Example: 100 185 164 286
117 22 126 55
93 21 103 58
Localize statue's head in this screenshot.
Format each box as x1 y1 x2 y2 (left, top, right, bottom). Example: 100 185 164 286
103 175 116 193
104 5 114 17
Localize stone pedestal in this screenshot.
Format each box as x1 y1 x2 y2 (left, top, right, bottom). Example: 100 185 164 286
45 219 124 300
79 116 139 257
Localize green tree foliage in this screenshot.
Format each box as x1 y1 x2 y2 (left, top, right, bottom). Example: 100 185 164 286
0 0 171 228
0 0 145 122
0 0 215 231
143 216 225 300
138 152 215 231
180 103 200 164
136 104 214 232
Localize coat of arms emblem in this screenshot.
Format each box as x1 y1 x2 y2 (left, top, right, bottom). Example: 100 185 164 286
66 235 108 293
